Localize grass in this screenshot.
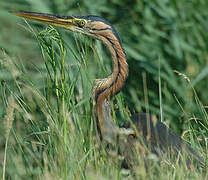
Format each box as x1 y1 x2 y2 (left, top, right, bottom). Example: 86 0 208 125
0 0 208 179
0 25 207 179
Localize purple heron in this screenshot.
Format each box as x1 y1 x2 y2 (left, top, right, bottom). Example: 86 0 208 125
12 11 205 170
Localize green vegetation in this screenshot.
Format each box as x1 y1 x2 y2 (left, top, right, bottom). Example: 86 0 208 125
0 0 207 179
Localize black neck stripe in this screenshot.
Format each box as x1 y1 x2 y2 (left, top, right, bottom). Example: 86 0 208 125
91 27 111 31
95 35 123 103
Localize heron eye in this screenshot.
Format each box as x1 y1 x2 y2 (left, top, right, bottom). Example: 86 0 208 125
78 20 86 27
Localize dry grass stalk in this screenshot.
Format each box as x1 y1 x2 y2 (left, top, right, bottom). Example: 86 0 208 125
0 50 21 79
2 96 16 180
174 70 191 83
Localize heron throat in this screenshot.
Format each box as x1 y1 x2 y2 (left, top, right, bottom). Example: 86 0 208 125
92 28 128 139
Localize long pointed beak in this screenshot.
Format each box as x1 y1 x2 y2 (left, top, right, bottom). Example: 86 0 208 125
11 11 75 30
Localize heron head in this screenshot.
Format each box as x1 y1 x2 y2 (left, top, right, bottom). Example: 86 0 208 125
11 11 120 42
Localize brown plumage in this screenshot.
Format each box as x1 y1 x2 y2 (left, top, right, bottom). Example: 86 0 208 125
12 11 205 170
121 113 205 169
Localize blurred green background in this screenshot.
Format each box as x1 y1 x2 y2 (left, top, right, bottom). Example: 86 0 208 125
1 0 207 130
0 0 208 179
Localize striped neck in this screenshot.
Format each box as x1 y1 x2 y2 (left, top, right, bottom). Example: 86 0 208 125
92 29 128 139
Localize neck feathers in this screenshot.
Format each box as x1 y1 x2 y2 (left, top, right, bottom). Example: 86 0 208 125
92 28 128 137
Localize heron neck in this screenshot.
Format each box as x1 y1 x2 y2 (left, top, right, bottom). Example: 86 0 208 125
93 32 128 139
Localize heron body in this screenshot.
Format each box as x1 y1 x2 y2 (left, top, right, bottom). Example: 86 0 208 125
122 113 205 169
12 11 205 170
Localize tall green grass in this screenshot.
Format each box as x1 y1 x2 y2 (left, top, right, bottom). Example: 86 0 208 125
0 0 208 179
1 25 207 179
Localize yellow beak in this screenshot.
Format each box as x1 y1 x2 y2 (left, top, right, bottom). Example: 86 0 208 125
11 11 75 30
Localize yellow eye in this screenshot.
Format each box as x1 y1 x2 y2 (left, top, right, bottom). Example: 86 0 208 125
78 20 86 27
